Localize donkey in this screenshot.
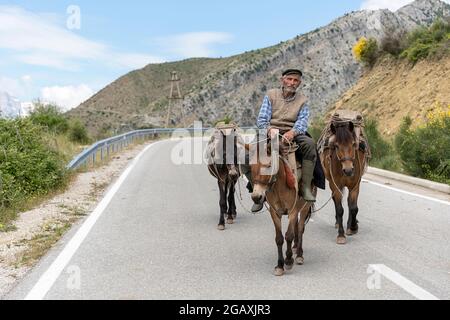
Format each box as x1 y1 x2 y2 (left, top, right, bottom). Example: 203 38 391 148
247 132 316 276
319 120 368 245
207 125 242 230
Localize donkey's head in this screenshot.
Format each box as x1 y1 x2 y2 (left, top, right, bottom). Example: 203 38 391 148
330 121 357 177
248 133 280 205
218 126 240 180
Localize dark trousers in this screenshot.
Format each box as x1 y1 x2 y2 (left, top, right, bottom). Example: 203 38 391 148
294 134 317 162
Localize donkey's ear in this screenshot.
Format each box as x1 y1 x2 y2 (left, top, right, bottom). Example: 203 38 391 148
330 123 336 134
349 121 355 132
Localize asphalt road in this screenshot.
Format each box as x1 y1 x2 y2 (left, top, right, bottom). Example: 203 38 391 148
4 139 450 300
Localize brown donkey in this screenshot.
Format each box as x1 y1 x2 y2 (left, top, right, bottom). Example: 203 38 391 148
207 125 241 230
247 134 315 276
319 120 368 245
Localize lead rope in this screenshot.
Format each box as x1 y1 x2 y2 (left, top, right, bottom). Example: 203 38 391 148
328 145 365 199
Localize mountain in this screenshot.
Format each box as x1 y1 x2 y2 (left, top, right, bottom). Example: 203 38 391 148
0 92 22 119
68 0 450 138
0 92 35 119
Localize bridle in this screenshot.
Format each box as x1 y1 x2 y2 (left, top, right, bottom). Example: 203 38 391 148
251 135 301 216
328 139 364 198
208 128 241 184
333 142 357 163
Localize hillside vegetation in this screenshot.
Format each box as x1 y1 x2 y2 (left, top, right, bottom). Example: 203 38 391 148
0 106 88 230
324 19 450 184
331 19 450 135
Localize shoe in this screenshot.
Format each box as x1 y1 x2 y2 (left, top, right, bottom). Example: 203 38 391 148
251 203 264 213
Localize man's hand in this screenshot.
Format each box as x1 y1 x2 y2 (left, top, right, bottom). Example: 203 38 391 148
282 130 296 143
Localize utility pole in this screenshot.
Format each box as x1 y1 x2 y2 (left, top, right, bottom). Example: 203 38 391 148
165 71 183 128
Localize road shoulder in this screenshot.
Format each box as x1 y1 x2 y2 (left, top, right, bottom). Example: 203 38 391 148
0 142 150 298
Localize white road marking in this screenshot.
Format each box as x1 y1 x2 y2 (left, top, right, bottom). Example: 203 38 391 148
24 141 164 300
362 179 450 206
369 264 439 300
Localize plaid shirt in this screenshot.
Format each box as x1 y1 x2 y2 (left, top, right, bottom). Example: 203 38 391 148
257 95 310 134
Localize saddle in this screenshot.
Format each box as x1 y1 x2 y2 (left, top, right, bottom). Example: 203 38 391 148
317 110 372 160
279 141 302 192
206 122 244 165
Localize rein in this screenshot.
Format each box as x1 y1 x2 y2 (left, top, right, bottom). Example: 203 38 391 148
328 142 365 198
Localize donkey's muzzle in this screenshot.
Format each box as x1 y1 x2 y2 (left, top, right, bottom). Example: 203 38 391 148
343 168 354 177
228 168 239 180
251 193 265 205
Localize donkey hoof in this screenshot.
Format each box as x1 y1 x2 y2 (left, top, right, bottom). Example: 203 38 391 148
295 256 305 265
274 268 285 277
285 264 293 271
217 225 225 231
337 237 347 245
346 229 358 236
226 219 234 225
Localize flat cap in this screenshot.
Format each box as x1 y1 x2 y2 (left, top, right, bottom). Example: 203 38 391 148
282 69 303 77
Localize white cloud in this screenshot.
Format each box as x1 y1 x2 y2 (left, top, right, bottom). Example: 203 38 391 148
0 5 164 70
155 32 234 58
0 75 31 97
21 75 32 82
361 0 450 11
41 84 94 111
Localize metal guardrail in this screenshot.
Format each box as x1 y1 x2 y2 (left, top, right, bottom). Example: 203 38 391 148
67 127 257 170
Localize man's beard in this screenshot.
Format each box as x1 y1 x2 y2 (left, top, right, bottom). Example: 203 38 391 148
282 86 297 94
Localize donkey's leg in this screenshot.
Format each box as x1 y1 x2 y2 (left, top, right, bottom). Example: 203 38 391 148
284 209 298 270
217 180 228 231
346 187 360 236
227 182 237 224
295 202 309 265
293 214 299 252
333 193 346 245
270 208 285 276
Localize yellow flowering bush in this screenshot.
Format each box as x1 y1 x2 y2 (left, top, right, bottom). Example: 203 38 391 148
353 37 379 66
353 37 368 61
425 102 450 126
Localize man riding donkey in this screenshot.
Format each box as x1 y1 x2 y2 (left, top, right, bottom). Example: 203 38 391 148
242 68 325 212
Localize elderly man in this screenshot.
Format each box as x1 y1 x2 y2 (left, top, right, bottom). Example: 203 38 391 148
245 68 318 212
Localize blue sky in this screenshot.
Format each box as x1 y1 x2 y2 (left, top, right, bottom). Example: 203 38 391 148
0 0 434 110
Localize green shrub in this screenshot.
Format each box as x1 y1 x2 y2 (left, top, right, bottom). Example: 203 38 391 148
29 103 69 134
309 117 326 142
395 109 450 184
400 19 450 62
69 120 90 144
0 119 67 212
364 118 393 161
